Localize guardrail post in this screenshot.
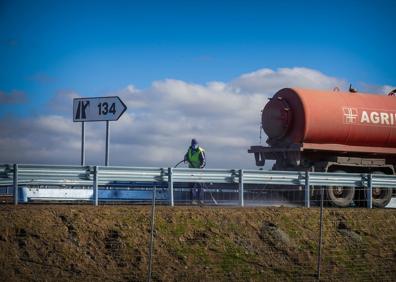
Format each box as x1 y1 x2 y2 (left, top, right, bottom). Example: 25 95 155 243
148 185 156 281
367 174 372 209
93 166 98 206
168 167 174 206
13 164 18 206
239 169 244 207
304 171 310 208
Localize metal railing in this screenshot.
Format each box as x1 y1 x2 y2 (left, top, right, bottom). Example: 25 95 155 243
0 164 395 207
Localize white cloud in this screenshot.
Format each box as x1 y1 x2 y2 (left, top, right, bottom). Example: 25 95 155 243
358 83 396 95
0 67 364 168
381 85 396 94
230 67 346 94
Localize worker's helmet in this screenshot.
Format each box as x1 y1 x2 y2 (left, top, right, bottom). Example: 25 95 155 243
191 139 198 149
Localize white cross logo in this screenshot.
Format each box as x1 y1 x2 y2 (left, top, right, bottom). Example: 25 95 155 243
343 107 358 124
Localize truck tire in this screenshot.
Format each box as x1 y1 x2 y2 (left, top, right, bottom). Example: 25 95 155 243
372 171 393 208
326 170 355 207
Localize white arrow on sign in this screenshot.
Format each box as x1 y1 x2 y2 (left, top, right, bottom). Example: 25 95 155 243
73 96 127 122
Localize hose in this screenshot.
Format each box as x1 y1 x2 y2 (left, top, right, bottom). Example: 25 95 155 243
174 160 185 168
174 159 217 205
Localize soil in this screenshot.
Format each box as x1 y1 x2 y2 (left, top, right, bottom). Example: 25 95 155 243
0 205 395 281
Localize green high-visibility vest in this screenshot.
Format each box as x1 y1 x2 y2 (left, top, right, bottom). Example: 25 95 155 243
187 147 204 168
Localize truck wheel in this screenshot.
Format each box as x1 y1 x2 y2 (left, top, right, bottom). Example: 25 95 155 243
372 171 393 208
326 170 355 207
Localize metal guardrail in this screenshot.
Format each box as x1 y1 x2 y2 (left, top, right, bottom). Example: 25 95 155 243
308 172 364 187
97 166 165 184
243 170 303 185
0 164 395 207
172 168 237 183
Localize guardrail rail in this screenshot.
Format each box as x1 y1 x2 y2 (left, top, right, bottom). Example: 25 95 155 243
0 164 395 207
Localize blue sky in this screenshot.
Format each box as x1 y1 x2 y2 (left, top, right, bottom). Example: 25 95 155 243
1 1 395 107
0 0 395 166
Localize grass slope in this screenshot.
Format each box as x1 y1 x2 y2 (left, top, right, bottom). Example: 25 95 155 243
0 205 395 281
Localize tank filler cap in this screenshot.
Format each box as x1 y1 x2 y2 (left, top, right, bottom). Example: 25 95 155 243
262 96 292 141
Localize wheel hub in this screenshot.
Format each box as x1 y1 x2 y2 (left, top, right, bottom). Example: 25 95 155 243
373 187 383 198
334 186 344 197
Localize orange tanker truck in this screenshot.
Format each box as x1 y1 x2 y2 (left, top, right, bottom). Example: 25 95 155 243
249 88 396 208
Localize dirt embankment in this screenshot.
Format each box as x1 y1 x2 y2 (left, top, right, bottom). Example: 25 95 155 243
0 205 395 281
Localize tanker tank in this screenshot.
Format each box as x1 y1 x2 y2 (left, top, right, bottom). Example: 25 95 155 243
249 88 396 208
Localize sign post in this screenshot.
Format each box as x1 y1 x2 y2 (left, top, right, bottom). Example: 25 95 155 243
81 122 85 166
73 96 127 166
105 121 110 166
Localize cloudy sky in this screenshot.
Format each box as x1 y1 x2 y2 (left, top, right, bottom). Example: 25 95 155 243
0 0 395 168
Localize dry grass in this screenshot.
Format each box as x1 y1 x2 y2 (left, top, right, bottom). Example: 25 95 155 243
0 205 395 281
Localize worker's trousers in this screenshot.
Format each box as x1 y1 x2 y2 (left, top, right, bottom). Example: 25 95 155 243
191 183 204 201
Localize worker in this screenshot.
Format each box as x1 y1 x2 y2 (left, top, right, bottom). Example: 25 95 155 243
184 139 206 168
184 139 206 204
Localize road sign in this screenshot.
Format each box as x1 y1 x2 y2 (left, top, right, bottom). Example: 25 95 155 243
73 96 127 122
